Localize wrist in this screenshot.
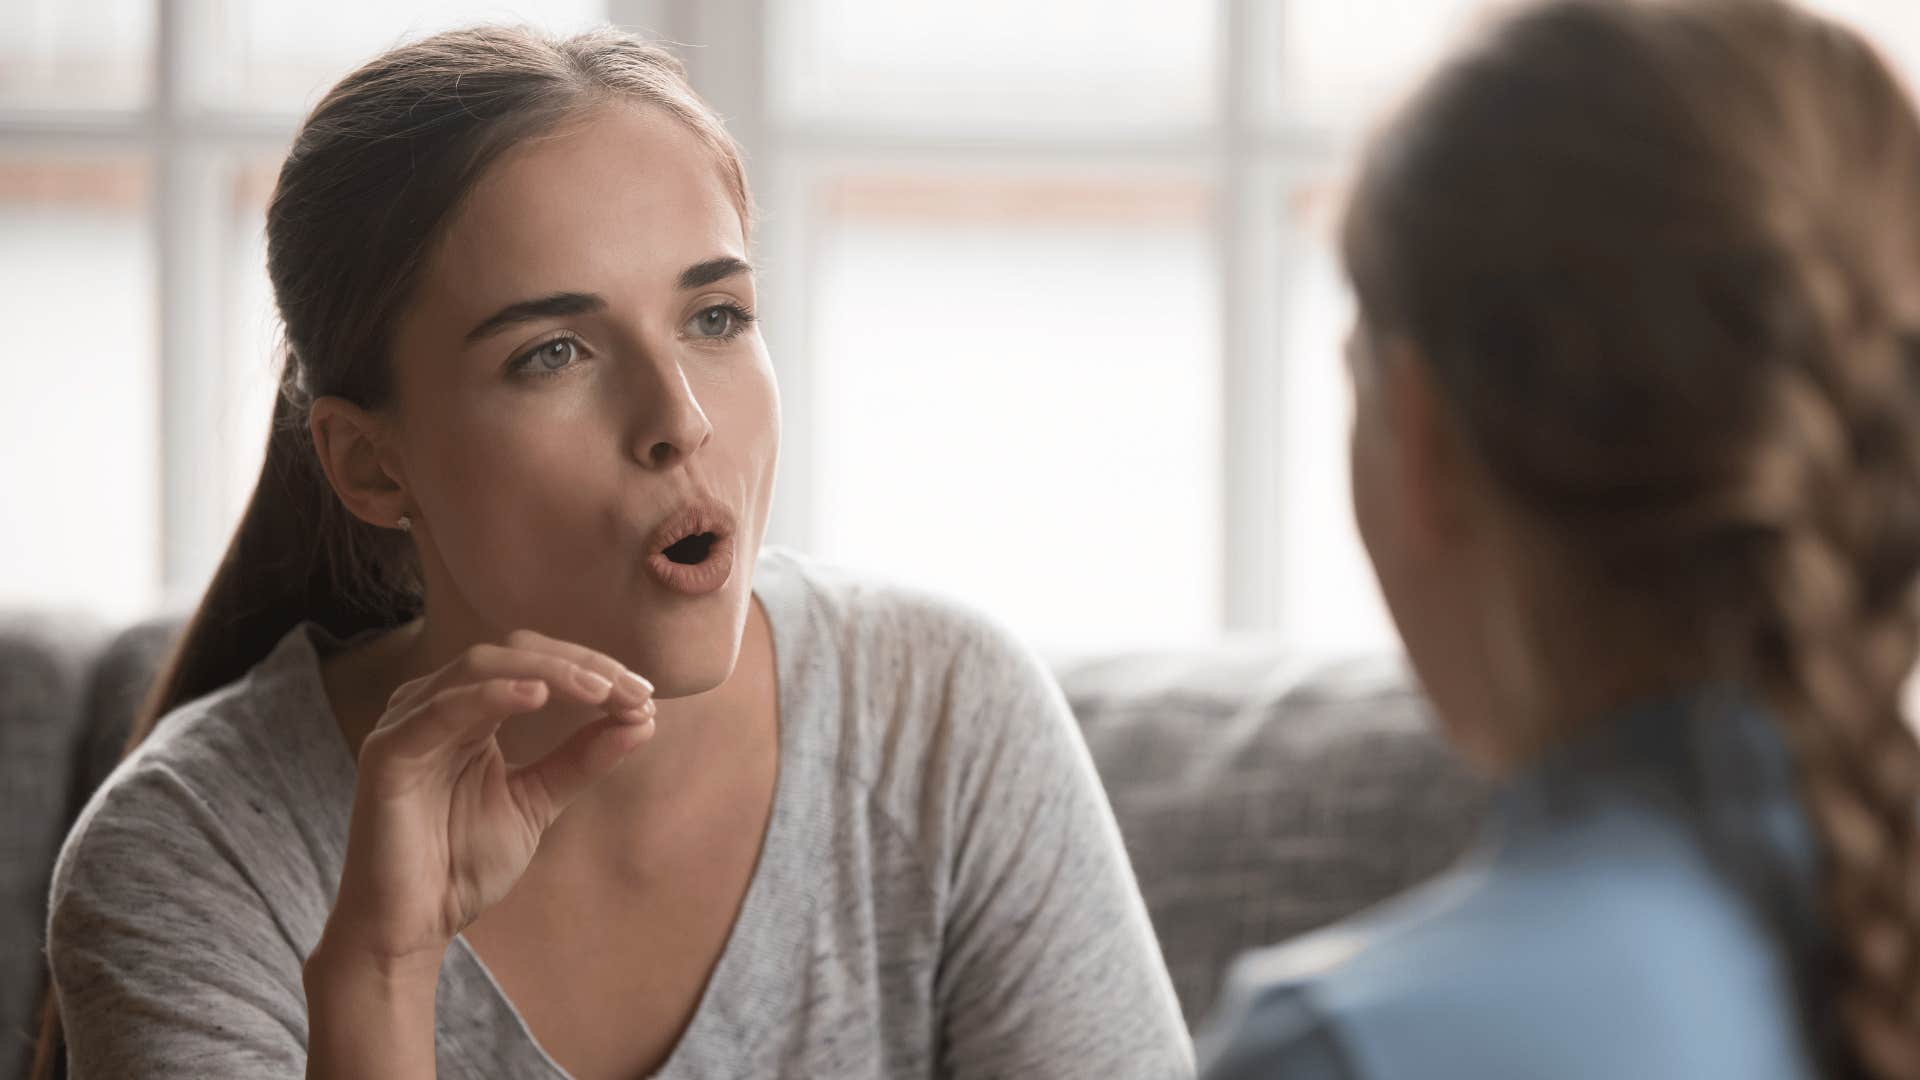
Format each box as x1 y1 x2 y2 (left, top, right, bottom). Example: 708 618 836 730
307 911 448 983
303 926 443 1079
305 924 445 995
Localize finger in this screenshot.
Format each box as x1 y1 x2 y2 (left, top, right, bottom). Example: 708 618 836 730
501 628 654 707
386 643 643 722
385 670 437 713
506 708 657 833
365 677 548 768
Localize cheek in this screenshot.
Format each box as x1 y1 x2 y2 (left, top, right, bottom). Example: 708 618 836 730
706 349 782 488
431 400 597 508
409 393 618 580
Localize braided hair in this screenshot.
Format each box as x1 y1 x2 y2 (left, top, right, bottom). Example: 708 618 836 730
1343 1 1920 1073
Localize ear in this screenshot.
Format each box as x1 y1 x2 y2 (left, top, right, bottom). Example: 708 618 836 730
309 396 410 530
1380 337 1470 556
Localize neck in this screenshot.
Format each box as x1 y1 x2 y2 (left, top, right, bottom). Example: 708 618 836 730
1422 532 1712 780
330 598 778 817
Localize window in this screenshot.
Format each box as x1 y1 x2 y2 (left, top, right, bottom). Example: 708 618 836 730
806 171 1223 646
0 1 611 617
0 0 154 110
769 0 1217 135
9 1 1918 653
0 156 157 620
717 0 1407 652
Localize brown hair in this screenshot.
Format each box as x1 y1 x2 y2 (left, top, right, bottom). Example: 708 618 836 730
30 25 748 1078
1344 0 1920 1074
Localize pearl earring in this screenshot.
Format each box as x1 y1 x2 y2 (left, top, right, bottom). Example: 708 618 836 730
396 514 413 533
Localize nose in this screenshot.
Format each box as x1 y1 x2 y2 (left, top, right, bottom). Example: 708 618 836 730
628 359 714 471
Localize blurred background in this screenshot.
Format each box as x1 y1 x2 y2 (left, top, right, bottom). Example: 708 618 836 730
4 0 1919 657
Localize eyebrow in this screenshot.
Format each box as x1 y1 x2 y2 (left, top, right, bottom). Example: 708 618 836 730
463 258 755 344
464 292 606 344
679 256 753 291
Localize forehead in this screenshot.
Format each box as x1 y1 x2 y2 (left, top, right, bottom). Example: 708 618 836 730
422 103 746 314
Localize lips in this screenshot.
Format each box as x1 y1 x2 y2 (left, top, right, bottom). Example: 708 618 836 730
643 498 738 596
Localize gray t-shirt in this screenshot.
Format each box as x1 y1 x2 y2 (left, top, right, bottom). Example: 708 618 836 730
47 547 1193 1079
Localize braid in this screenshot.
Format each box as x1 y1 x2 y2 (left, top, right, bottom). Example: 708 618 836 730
1338 1 1920 1074
1751 330 1920 1078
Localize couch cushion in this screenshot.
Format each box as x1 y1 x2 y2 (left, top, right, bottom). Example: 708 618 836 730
1054 646 1489 1025
0 612 108 1078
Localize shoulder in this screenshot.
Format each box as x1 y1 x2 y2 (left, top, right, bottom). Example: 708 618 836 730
757 547 1062 734
1202 808 1821 1079
56 679 264 889
758 546 1043 673
50 625 344 936
755 547 1087 834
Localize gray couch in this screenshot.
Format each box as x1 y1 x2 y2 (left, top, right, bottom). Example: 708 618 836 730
0 612 1488 1079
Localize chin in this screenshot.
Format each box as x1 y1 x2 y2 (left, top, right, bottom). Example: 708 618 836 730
610 583 753 699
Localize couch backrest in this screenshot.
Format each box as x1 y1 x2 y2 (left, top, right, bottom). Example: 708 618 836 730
1054 647 1486 1023
0 614 106 1080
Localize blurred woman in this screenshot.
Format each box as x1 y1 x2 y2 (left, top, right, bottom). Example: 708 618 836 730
1202 1 1920 1077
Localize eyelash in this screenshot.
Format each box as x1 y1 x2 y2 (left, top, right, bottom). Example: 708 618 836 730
504 303 757 380
506 330 586 380
693 302 757 343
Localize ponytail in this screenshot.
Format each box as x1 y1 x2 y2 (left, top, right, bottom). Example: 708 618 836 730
28 385 421 1080
127 389 421 748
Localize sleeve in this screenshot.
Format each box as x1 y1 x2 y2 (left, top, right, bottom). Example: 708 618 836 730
934 622 1196 1080
47 766 311 1078
1195 970 1359 1080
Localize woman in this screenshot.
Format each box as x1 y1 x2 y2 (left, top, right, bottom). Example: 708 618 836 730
36 27 1190 1080
1200 1 1920 1077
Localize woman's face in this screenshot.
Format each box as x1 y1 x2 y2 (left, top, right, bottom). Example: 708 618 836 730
1347 314 1488 756
1347 312 1524 768
1346 319 1410 631
383 103 777 696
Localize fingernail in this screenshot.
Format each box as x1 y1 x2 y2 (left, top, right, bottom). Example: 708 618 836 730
572 667 614 699
619 703 653 725
618 670 653 701
512 679 544 697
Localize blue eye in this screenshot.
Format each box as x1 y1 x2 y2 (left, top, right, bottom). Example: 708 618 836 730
510 335 580 376
687 304 754 341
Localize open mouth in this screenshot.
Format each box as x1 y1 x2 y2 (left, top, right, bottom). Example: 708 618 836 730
644 500 739 596
662 530 719 566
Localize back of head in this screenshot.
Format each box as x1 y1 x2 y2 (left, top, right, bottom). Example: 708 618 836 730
1343 0 1920 1073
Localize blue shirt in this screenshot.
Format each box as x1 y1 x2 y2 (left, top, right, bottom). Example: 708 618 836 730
1196 691 1829 1079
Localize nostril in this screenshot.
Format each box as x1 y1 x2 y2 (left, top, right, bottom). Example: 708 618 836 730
647 441 678 467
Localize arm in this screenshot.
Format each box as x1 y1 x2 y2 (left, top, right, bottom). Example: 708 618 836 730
301 934 441 1080
935 628 1195 1079
48 772 313 1078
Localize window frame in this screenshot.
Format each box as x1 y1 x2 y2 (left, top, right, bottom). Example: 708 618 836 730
0 0 1346 640
664 0 1345 638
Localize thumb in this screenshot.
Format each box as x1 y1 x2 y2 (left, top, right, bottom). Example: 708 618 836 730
507 712 655 834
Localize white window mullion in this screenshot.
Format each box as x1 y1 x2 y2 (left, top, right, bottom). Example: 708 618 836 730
1219 0 1285 634
754 157 818 554
155 0 228 604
